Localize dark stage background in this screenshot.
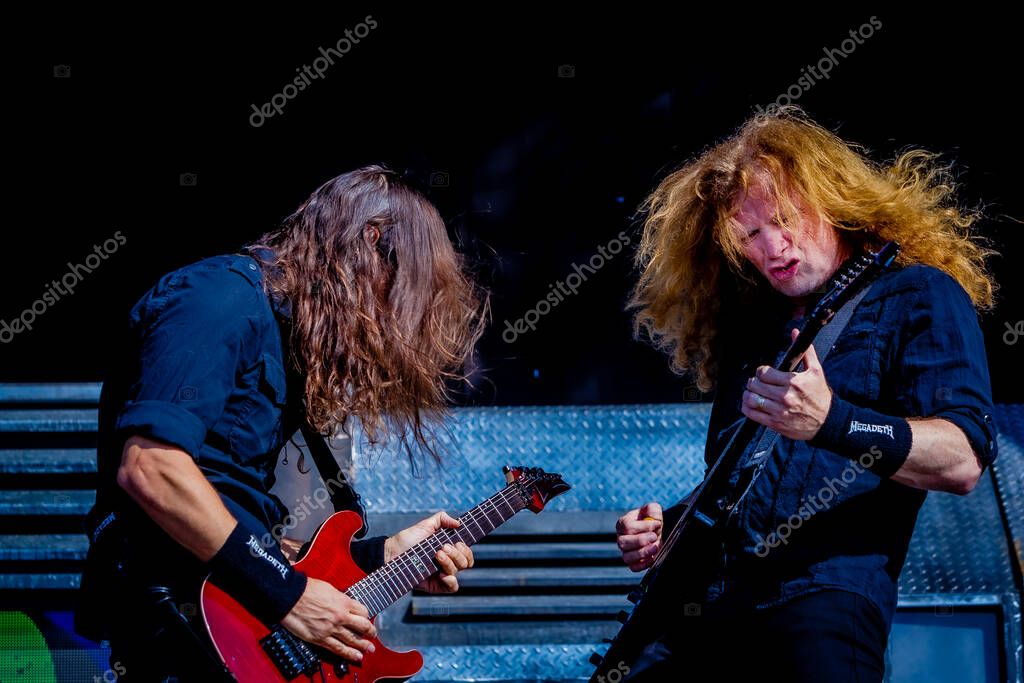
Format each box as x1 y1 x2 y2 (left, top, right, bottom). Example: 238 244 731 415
9 8 1024 404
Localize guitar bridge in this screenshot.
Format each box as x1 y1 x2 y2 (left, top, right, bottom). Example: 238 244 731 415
260 624 321 679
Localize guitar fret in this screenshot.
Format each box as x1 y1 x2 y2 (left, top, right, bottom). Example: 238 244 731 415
469 511 487 539
368 589 385 614
377 569 398 604
349 483 533 618
484 498 501 529
395 554 417 586
357 583 384 614
496 488 517 517
364 578 386 613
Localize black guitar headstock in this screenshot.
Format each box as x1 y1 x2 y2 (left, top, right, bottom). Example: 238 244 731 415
809 241 899 325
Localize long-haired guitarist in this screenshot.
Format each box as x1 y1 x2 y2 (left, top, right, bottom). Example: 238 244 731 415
615 106 999 681
75 166 487 681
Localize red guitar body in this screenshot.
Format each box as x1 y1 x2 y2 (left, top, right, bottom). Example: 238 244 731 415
201 511 423 682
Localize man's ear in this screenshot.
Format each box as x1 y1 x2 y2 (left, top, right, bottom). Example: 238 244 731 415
363 224 381 247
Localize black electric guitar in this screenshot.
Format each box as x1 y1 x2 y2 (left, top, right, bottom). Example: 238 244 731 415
588 241 900 680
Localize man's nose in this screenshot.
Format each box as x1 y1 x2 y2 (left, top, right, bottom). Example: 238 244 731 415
763 224 791 260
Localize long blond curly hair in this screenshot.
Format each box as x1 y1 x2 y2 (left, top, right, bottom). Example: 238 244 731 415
244 165 488 463
629 105 999 393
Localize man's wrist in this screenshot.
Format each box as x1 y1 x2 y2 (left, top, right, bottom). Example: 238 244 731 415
808 393 913 479
208 521 308 625
384 535 398 563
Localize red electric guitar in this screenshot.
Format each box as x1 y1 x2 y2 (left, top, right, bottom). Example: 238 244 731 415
201 465 570 682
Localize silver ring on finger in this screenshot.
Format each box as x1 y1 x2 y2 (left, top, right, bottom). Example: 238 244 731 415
756 394 766 409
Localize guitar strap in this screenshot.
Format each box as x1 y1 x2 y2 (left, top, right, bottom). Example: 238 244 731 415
299 421 369 539
726 280 876 509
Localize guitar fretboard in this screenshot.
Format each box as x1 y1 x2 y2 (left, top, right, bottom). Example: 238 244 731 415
345 482 531 617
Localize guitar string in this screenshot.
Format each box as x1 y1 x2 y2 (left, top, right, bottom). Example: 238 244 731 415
347 480 532 613
346 486 514 610
351 483 526 611
374 482 524 593
349 484 524 613
349 491 513 610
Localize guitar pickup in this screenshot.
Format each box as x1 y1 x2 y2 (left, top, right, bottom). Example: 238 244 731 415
260 624 320 679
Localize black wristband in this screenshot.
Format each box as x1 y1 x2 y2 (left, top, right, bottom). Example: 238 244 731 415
808 393 913 479
208 521 308 626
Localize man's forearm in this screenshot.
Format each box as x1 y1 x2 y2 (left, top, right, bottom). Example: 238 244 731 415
891 417 984 494
808 392 984 495
116 434 238 561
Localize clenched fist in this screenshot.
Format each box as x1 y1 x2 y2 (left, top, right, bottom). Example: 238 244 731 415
616 502 663 572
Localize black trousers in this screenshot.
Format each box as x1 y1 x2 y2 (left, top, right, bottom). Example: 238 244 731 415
94 530 235 683
104 582 235 683
622 589 889 682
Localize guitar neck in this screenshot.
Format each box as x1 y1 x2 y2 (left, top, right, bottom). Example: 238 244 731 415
653 248 893 567
344 484 529 617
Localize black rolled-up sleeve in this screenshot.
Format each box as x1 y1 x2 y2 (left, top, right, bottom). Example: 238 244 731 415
115 267 259 458
893 269 998 469
350 535 388 574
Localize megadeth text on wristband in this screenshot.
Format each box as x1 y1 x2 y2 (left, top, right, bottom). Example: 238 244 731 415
208 521 308 625
808 393 913 479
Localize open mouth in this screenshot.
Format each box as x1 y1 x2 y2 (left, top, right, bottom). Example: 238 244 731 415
770 259 800 281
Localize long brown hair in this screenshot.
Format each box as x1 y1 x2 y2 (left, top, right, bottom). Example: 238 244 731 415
629 105 999 393
244 165 487 463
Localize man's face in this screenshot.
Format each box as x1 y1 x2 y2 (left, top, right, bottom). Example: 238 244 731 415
730 177 848 302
